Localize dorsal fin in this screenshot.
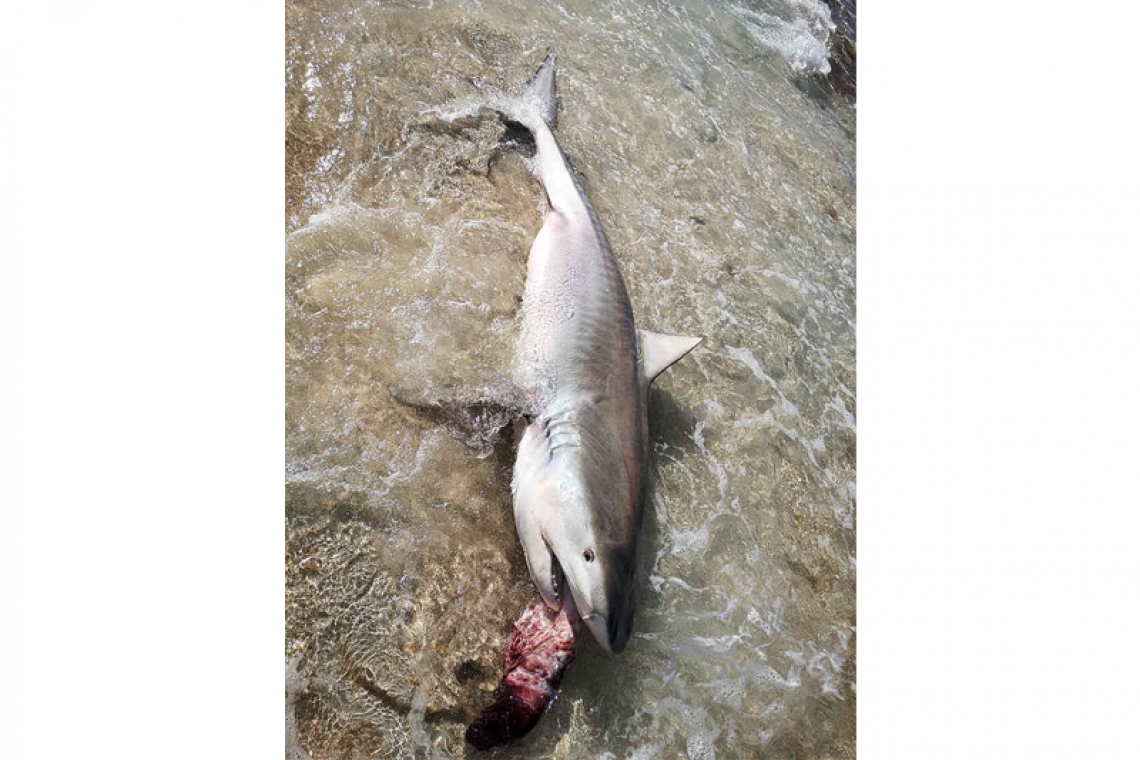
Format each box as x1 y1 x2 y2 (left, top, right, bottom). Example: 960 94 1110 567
637 329 703 387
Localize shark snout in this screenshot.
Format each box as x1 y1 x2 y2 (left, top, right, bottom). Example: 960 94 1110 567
580 611 615 654
559 559 632 655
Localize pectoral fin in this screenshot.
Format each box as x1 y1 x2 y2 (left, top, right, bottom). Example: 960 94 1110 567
637 329 703 387
386 378 533 426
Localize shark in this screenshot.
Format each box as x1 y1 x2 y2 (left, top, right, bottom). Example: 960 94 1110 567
497 52 703 655
415 52 703 748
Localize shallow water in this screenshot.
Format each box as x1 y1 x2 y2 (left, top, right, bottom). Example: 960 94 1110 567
285 1 855 757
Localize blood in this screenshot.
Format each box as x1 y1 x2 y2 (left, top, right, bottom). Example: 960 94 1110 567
465 593 581 750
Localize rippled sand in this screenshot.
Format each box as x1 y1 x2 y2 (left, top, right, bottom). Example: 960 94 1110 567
286 1 855 757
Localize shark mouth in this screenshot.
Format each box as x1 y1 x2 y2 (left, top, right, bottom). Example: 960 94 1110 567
548 551 565 607
465 575 582 750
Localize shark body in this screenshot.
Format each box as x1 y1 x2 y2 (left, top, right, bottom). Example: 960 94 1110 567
498 53 703 655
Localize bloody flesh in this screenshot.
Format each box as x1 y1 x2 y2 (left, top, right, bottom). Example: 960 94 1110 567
466 593 581 749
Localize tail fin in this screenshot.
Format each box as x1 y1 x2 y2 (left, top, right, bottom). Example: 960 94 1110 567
481 50 579 213
519 50 559 131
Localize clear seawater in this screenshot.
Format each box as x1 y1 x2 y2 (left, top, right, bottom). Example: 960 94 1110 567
286 1 855 757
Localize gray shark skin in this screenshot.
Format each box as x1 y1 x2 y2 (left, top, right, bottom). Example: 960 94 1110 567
496 53 703 655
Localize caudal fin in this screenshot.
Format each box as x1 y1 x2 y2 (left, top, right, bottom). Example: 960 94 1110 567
520 50 559 131
478 50 579 212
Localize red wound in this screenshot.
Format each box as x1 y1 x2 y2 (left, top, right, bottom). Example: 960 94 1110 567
466 594 581 750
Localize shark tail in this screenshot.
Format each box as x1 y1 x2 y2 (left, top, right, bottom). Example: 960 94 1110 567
521 50 559 131
486 50 582 214
492 50 559 135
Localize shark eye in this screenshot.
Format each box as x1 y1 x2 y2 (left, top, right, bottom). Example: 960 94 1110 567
583 549 595 563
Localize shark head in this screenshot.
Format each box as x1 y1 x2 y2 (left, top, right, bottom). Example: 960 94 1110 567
546 519 635 655
512 423 636 654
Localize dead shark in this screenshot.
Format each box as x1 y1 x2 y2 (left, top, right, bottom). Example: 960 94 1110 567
498 51 702 658
412 52 703 748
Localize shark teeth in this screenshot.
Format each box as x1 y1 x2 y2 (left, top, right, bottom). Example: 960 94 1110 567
550 555 565 607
